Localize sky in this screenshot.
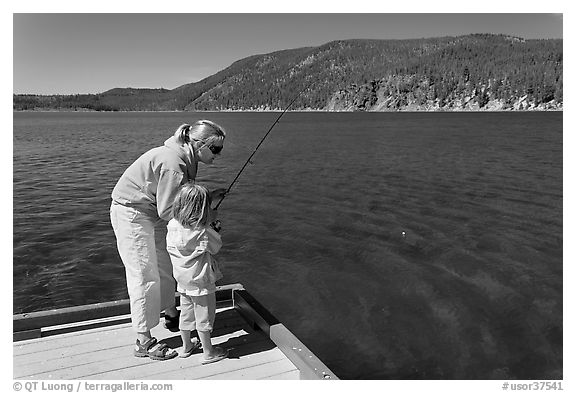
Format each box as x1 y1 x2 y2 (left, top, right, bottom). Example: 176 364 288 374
12 11 564 95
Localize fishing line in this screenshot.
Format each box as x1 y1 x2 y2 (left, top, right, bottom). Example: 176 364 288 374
214 81 314 211
210 81 313 232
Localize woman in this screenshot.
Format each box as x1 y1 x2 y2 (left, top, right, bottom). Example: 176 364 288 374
110 120 227 360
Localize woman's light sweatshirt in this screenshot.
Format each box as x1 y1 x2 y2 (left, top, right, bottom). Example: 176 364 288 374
111 136 198 221
166 221 223 296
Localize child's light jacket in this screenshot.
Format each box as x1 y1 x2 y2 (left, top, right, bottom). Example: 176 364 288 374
166 220 223 296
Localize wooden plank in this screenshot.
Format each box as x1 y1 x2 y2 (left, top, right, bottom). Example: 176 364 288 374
147 348 288 380
260 369 301 380
15 343 134 378
14 323 245 376
14 326 134 363
270 324 336 380
16 320 273 380
14 330 41 341
15 322 135 349
14 308 245 377
14 307 238 357
14 320 133 348
80 331 277 380
200 358 297 380
41 315 133 337
19 328 253 380
233 290 279 335
91 323 275 380
14 299 131 333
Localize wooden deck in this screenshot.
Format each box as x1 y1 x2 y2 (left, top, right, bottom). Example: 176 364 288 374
13 285 338 380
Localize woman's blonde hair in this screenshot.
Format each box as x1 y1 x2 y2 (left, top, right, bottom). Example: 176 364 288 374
172 183 212 228
174 120 226 145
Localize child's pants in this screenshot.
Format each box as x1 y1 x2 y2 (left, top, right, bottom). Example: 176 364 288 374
110 202 176 332
179 292 216 332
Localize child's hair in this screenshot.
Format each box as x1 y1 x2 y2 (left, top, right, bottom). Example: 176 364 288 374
172 183 212 228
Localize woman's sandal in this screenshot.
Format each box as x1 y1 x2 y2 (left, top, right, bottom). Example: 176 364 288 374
201 346 229 365
163 311 180 332
179 338 201 358
134 337 178 361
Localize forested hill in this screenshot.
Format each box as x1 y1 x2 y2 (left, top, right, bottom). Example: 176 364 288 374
14 34 563 112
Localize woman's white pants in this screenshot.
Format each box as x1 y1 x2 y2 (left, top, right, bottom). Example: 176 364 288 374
110 202 176 332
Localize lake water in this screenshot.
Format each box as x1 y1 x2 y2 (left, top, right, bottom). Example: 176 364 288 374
13 111 562 379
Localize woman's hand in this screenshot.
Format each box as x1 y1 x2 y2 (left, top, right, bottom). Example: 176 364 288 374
209 188 226 232
209 209 222 232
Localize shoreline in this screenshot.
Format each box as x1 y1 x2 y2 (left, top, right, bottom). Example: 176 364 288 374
13 108 564 113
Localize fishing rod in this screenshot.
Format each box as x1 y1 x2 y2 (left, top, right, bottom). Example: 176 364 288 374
213 81 314 211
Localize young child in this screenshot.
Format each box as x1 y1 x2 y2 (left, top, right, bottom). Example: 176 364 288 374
166 183 229 364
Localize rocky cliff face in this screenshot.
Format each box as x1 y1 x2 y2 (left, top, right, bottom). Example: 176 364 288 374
325 77 562 112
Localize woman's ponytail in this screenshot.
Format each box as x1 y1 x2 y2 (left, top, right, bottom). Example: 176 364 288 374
174 124 191 144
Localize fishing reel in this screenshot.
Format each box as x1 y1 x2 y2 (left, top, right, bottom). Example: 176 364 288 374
211 220 222 233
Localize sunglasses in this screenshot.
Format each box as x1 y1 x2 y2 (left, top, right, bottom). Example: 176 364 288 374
193 139 223 155
208 144 223 155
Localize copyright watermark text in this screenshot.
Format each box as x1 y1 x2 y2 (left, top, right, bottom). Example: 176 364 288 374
13 382 173 393
502 382 564 391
